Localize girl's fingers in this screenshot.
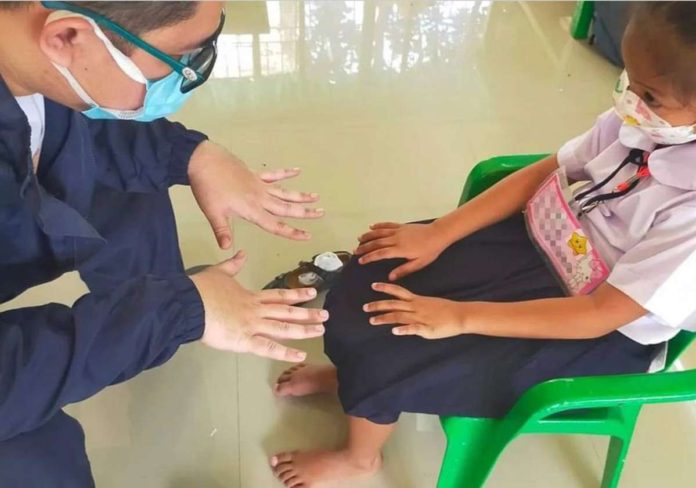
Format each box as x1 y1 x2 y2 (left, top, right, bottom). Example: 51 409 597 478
369 311 414 326
389 260 424 281
358 248 402 265
355 238 395 256
357 228 397 244
392 324 429 337
363 299 413 313
371 282 415 300
370 222 401 230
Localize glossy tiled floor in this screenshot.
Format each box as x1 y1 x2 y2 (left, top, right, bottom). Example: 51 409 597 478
4 1 696 487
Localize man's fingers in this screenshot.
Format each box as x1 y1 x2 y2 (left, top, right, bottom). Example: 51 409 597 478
267 185 320 204
217 251 247 276
369 311 414 326
258 287 318 305
253 320 325 340
261 304 329 324
247 336 307 362
258 167 302 183
355 238 394 257
255 212 311 240
263 198 324 220
371 282 415 300
389 260 423 281
207 213 233 249
357 228 396 244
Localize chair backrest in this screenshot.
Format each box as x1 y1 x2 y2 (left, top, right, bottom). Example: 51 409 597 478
462 154 696 370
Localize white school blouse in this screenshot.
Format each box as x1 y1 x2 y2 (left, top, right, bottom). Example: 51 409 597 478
558 108 696 349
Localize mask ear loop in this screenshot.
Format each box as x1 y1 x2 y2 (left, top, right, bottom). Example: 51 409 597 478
45 10 147 85
51 61 99 106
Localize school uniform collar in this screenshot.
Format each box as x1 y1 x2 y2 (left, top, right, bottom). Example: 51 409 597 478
619 123 696 191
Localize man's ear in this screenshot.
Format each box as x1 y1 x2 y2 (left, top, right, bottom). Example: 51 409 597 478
38 16 94 68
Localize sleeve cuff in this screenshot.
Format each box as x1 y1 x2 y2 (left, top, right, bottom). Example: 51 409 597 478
167 123 208 186
168 274 205 343
556 138 583 179
607 268 684 328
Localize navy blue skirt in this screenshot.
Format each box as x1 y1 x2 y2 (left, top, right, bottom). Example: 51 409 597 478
323 215 658 424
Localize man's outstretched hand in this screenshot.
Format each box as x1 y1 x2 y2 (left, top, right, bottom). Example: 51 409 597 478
188 141 324 249
191 251 328 362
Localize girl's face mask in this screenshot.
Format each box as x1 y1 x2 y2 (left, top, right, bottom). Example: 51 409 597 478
47 11 192 122
613 70 696 146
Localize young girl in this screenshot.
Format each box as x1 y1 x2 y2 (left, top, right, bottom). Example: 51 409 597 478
271 3 696 486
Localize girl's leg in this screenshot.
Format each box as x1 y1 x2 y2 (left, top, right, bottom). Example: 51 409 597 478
271 416 395 487
274 364 338 397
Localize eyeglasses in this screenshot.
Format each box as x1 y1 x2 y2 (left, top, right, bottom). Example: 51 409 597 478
41 1 225 93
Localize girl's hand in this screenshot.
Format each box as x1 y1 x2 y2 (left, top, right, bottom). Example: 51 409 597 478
363 283 466 339
355 222 448 281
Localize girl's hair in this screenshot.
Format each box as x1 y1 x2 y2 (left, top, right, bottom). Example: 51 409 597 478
631 2 696 105
637 2 696 45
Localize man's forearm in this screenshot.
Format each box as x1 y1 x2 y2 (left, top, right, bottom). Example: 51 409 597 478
433 154 560 247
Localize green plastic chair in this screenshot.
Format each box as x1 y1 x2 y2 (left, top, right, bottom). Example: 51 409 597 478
570 1 594 40
437 154 696 488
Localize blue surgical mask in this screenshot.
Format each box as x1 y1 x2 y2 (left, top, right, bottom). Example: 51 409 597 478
48 11 193 122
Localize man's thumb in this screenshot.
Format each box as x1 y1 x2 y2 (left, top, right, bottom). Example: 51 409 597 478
217 250 247 276
208 214 233 250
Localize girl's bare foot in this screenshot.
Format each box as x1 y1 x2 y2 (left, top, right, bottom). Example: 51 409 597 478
274 364 338 397
270 450 381 487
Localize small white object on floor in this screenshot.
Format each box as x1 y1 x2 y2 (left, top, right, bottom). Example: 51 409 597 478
298 252 344 286
314 252 344 272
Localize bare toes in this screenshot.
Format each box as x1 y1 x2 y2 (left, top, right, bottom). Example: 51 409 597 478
277 374 292 384
274 382 294 396
281 469 299 483
287 477 305 488
271 452 294 468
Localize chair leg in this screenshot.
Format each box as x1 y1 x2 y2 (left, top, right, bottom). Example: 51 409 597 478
600 407 640 488
600 436 632 488
437 418 509 488
570 0 594 40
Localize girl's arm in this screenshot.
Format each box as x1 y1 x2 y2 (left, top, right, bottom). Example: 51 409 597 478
356 155 560 280
433 154 559 247
461 283 646 339
366 282 647 340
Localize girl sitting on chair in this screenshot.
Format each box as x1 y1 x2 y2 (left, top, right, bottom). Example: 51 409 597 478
271 3 696 486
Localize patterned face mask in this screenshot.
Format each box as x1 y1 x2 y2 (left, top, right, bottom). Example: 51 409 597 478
613 70 696 146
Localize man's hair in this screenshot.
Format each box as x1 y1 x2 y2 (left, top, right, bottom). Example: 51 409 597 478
1 1 199 52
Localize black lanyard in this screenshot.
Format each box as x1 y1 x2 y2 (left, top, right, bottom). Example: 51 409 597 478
574 148 651 215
